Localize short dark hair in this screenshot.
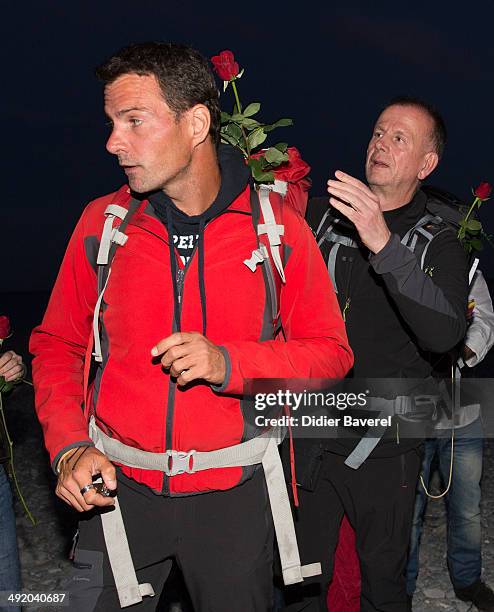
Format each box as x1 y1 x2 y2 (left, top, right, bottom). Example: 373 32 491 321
96 42 221 147
383 96 447 160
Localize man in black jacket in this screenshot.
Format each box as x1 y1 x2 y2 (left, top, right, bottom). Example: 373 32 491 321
284 97 469 611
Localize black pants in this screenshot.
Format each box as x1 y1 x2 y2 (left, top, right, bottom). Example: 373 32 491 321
65 469 274 612
283 448 422 612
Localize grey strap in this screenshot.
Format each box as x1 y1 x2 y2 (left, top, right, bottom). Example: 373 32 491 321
89 418 320 590
343 395 431 469
92 435 155 608
93 201 140 362
415 225 435 242
92 269 112 363
89 418 279 473
327 243 340 294
400 214 437 248
316 211 332 243
344 427 388 470
96 205 129 265
262 438 321 584
257 186 286 283
263 179 288 196
243 247 267 272
419 227 448 270
344 397 400 470
322 230 358 249
243 244 279 322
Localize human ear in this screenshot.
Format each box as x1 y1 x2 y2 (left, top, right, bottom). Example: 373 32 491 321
188 104 211 147
418 151 439 180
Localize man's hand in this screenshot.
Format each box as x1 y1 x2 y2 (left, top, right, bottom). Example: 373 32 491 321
0 351 25 382
327 170 391 254
56 446 117 512
151 332 226 387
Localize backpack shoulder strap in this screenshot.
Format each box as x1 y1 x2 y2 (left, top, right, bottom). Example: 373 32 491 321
400 213 452 271
245 185 285 333
92 197 142 362
96 198 142 294
257 185 286 283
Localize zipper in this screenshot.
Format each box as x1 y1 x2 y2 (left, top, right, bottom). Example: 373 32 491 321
341 254 355 322
162 244 198 495
161 210 247 495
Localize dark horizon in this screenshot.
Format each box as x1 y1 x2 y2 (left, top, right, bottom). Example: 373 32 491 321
3 2 494 291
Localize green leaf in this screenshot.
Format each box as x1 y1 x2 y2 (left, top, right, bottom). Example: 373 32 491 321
252 167 275 183
466 219 482 232
263 118 294 133
247 157 263 171
259 156 271 170
242 118 261 130
229 115 260 130
0 380 14 393
220 131 246 155
248 157 275 182
224 123 242 143
247 128 267 151
264 147 288 165
471 238 484 251
243 102 261 117
249 155 270 171
273 142 288 153
223 81 229 93
220 111 231 124
220 134 237 147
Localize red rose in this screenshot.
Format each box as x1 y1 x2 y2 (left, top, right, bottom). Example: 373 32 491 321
250 147 312 216
211 50 239 81
0 315 11 340
270 147 311 184
474 182 492 200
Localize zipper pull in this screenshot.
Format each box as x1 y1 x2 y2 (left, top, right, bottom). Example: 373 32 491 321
176 269 185 304
342 297 351 322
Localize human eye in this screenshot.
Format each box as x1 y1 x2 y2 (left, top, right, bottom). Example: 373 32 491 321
374 130 383 138
129 117 143 127
105 119 114 129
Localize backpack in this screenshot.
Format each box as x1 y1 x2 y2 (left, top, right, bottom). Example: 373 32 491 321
402 185 476 276
314 187 477 295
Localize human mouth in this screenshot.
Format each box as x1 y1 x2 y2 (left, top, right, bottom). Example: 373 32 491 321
120 164 139 175
371 158 390 168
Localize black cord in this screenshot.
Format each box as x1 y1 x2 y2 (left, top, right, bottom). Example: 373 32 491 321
71 446 90 471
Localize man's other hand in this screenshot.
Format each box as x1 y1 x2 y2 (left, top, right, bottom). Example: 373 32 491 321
327 170 391 254
0 351 25 382
151 332 226 387
56 446 117 512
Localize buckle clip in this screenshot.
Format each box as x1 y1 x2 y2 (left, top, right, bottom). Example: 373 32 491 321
164 449 196 476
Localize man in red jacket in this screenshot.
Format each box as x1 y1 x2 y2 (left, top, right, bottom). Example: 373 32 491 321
30 42 352 611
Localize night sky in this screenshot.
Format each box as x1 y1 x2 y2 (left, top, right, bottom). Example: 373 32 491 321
3 1 494 291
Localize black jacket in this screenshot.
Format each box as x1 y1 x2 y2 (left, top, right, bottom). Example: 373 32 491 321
304 188 469 458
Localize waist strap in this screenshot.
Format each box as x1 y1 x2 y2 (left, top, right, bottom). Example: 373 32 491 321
89 417 320 607
344 394 439 470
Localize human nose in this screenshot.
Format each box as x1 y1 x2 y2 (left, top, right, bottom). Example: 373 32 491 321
375 135 389 152
106 126 126 156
